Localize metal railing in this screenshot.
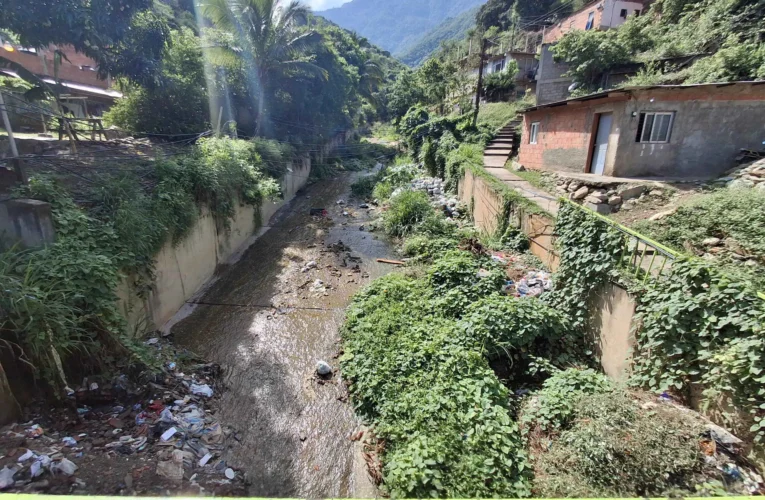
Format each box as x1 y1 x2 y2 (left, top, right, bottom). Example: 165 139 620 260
560 199 765 299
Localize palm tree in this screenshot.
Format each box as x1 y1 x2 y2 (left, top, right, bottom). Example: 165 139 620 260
199 0 327 133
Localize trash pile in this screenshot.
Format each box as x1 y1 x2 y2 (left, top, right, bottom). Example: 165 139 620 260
0 339 245 496
489 252 553 298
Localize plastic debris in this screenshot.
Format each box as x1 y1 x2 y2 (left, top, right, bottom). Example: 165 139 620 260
161 427 179 442
62 437 77 447
190 383 213 398
198 453 213 466
515 270 552 298
145 338 159 345
316 361 332 376
30 456 51 478
25 424 43 439
336 199 345 205
17 450 35 462
225 468 236 480
0 466 16 490
89 382 99 391
160 408 175 423
51 458 78 476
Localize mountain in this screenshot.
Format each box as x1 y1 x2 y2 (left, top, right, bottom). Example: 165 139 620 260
317 0 487 56
396 6 480 67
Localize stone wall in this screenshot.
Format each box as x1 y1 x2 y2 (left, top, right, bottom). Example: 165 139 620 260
0 198 56 248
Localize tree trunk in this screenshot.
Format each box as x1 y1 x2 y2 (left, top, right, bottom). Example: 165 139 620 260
473 39 488 128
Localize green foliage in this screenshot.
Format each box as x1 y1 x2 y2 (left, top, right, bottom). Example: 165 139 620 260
383 190 435 237
482 63 518 102
551 29 636 91
402 235 459 261
351 175 379 199
634 187 765 274
630 259 765 440
460 294 570 358
1 137 282 388
104 28 208 134
532 392 703 497
341 266 535 497
521 368 613 431
545 201 624 331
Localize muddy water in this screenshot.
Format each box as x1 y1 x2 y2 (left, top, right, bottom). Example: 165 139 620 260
171 172 394 497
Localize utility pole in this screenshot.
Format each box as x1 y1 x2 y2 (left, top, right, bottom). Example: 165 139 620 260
472 38 488 128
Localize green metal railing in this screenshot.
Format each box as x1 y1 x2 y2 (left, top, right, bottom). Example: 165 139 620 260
560 198 765 299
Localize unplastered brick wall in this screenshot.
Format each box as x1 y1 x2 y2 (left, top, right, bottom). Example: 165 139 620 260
519 106 591 171
543 4 603 43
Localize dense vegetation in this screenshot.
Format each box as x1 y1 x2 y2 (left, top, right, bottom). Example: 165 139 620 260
396 6 481 67
552 0 765 92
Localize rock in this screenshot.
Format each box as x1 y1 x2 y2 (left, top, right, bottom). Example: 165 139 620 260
649 210 674 221
571 186 589 200
585 202 611 215
585 195 604 204
649 189 664 197
728 179 754 189
618 185 646 201
316 361 332 376
567 182 581 193
702 237 722 247
589 190 608 202
107 418 123 429
607 195 623 206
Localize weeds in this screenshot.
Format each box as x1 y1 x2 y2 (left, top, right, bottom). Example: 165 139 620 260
383 191 434 237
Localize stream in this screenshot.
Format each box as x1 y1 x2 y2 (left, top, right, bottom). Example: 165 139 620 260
170 171 395 497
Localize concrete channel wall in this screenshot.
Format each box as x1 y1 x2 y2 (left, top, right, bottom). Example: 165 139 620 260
117 132 352 335
459 168 636 380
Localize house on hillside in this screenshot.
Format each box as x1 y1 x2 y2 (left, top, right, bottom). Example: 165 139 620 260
0 41 121 133
471 51 539 96
536 0 646 104
518 82 765 179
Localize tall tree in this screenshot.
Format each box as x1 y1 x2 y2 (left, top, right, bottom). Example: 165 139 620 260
199 0 327 134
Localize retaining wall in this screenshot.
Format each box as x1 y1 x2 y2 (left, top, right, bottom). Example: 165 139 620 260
117 131 352 335
459 167 636 379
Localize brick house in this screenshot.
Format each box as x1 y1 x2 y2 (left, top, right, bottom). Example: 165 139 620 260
518 82 765 178
536 0 645 104
471 51 539 96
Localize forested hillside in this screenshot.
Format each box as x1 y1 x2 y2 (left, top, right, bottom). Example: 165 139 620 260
317 0 487 55
397 6 480 67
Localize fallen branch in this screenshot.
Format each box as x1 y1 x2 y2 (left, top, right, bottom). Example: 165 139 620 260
376 258 405 265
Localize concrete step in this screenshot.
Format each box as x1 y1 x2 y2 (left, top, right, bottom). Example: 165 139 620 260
489 139 515 144
484 151 513 156
486 145 514 151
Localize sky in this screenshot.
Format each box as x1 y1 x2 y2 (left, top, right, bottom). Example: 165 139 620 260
304 0 350 11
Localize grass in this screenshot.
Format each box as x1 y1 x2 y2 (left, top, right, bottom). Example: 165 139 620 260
512 169 558 193
476 95 535 132
370 122 399 143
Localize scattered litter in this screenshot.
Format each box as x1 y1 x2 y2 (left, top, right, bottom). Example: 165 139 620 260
301 260 318 273
25 424 43 439
476 269 492 279
359 203 369 209
51 458 78 476
515 270 552 298
161 427 179 442
199 453 213 466
309 208 328 217
336 199 345 205
17 450 35 462
316 361 332 376
225 468 236 480
190 383 213 398
0 466 16 490
62 437 77 447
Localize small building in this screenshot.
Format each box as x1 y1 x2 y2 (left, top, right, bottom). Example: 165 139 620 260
536 0 645 104
472 51 539 95
518 82 765 178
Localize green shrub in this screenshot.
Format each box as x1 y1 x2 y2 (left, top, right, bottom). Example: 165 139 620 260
341 272 531 498
383 190 434 237
372 181 394 201
533 392 703 497
402 235 458 260
521 368 613 431
460 294 569 358
351 175 379 199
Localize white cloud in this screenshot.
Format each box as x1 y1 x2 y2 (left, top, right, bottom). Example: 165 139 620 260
304 0 351 11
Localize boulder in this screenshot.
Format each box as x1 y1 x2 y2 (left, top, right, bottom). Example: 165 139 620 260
588 190 608 202
607 195 623 206
618 185 646 201
572 186 589 200
585 202 611 215
567 182 581 193
702 237 721 247
649 209 675 221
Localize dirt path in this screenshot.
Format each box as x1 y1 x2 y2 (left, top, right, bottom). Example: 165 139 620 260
170 172 393 498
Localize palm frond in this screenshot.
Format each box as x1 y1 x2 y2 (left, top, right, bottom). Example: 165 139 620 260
280 59 328 80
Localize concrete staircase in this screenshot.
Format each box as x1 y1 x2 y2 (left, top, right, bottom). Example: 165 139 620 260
483 121 521 168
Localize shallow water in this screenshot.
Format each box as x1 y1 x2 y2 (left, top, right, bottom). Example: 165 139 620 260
171 172 394 497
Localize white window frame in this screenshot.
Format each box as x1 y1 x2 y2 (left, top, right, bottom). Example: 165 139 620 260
529 122 540 144
637 112 674 144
